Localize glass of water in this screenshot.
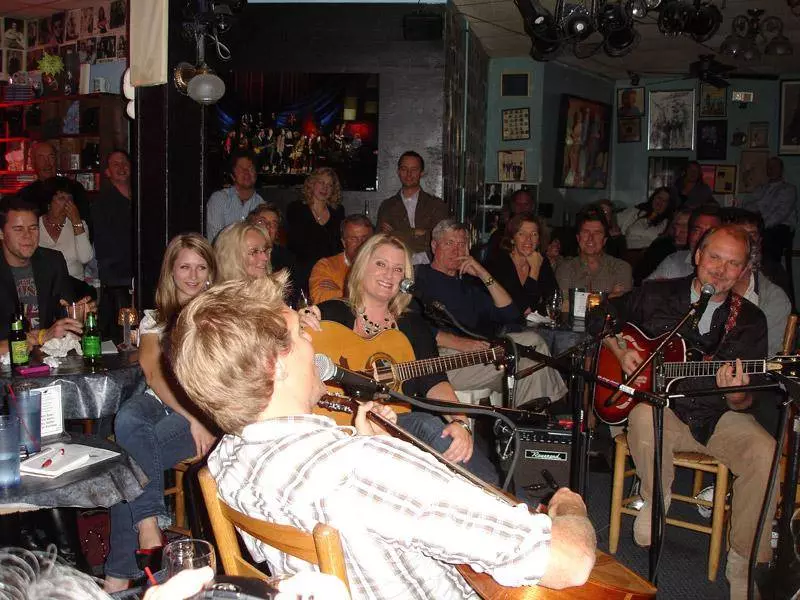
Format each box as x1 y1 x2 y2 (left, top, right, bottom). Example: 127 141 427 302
545 290 562 327
162 539 217 578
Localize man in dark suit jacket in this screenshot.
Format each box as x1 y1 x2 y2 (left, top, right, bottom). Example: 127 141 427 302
0 196 89 354
377 151 449 264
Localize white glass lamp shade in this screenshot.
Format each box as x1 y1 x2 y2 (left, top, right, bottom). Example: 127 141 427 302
187 72 226 105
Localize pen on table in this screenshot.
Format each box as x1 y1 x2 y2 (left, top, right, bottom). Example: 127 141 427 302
41 448 65 468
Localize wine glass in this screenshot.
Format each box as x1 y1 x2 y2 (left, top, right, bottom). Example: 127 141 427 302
162 539 217 577
545 291 562 328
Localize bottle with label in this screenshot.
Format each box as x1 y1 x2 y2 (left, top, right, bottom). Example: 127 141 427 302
9 314 29 369
82 311 101 368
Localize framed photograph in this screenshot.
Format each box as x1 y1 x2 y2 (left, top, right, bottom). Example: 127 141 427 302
502 107 530 141
647 156 688 196
737 150 770 194
498 150 526 182
701 164 717 191
696 120 727 160
714 165 737 194
617 87 644 117
699 83 727 117
648 89 695 150
554 94 612 189
26 19 37 48
618 116 641 143
501 72 530 97
484 183 503 207
3 18 25 49
748 121 769 148
779 80 800 155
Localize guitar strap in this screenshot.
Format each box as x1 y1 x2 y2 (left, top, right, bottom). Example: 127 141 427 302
703 293 743 361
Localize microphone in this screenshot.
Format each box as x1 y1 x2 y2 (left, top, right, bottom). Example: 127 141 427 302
399 278 446 312
313 354 386 395
585 303 622 337
691 283 716 329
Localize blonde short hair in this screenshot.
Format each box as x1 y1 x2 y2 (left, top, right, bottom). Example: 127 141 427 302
346 234 413 319
155 233 217 326
302 167 342 207
214 221 272 283
170 272 291 434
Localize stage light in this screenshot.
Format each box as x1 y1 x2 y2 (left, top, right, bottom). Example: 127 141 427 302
686 3 722 42
644 0 662 7
763 16 793 56
598 2 638 57
657 1 691 37
629 0 648 19
562 3 594 40
529 13 563 60
605 25 640 56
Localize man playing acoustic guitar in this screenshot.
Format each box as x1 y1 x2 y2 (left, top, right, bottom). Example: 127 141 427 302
170 275 598 599
603 224 776 600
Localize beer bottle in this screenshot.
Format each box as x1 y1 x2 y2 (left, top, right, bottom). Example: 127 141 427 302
82 311 101 368
9 314 29 368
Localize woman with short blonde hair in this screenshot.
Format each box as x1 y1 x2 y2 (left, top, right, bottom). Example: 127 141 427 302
214 221 272 282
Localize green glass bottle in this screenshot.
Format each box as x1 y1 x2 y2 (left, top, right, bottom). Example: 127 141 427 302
9 314 29 369
82 311 101 368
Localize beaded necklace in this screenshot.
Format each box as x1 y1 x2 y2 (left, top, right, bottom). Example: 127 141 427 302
358 308 397 337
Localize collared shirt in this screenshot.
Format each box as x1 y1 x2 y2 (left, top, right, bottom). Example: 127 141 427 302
555 253 633 295
208 415 552 600
206 187 265 242
748 179 798 229
646 249 693 281
400 188 429 265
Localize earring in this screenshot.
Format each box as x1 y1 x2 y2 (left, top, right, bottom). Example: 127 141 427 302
205 280 210 288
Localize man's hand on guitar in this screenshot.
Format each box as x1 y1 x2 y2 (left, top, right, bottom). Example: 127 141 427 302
355 401 397 436
716 358 751 409
441 420 474 463
618 348 644 376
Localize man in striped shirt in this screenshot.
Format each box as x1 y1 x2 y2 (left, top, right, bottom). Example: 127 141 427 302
170 275 596 599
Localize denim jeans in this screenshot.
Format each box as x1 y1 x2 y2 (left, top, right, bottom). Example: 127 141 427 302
105 393 196 579
397 412 499 485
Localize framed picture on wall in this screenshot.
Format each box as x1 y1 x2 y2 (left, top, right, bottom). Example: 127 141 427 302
699 83 727 117
714 165 737 194
484 182 503 207
618 116 641 143
701 164 717 191
737 150 770 193
498 150 526 182
501 107 530 141
501 72 530 97
554 94 612 189
779 80 800 154
617 87 644 117
648 89 695 150
696 119 727 160
647 156 689 195
748 121 769 148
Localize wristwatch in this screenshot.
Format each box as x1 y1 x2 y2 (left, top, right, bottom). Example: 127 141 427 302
453 420 473 436
483 276 496 288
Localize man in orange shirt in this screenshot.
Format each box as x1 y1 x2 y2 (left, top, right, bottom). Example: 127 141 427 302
309 214 373 303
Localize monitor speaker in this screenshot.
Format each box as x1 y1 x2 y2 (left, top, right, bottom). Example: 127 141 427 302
500 426 573 503
403 12 443 41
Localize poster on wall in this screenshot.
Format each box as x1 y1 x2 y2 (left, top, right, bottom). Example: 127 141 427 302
617 87 644 117
714 165 737 194
696 120 727 160
617 116 641 143
498 150 526 182
648 89 695 151
779 80 800 155
554 94 611 189
737 150 770 193
748 122 769 148
501 107 530 141
699 83 726 118
3 18 25 49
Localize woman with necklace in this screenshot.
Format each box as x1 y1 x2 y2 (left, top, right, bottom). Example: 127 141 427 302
300 234 499 484
286 167 345 296
38 176 95 299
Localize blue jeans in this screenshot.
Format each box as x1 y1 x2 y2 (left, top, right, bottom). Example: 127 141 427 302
397 412 499 485
105 394 196 579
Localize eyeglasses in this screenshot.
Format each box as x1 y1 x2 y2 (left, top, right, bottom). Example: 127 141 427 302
247 246 270 256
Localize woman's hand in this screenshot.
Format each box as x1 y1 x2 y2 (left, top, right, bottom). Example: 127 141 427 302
354 400 397 436
526 251 544 278
298 305 322 331
189 418 216 457
64 197 81 224
441 420 474 463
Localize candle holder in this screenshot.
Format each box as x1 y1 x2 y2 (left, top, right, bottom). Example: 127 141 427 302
117 307 139 351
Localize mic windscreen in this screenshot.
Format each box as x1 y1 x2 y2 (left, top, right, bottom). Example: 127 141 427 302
314 353 336 381
700 283 716 296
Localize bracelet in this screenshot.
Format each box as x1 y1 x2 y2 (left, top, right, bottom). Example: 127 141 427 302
453 420 473 436
37 329 46 345
483 276 495 287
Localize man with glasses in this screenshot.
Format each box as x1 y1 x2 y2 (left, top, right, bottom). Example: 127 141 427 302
309 214 373 303
377 151 449 265
647 203 721 281
413 219 567 408
206 151 264 242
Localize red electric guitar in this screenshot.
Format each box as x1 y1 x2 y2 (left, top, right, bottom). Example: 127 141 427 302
593 322 797 425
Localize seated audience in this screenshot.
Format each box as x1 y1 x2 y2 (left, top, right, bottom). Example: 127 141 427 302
555 208 632 300
37 176 95 299
616 187 673 253
104 234 217 592
215 221 271 283
647 204 721 281
309 214 373 303
286 167 345 293
744 156 798 265
594 199 625 258
485 213 557 316
633 206 691 285
484 189 536 262
669 160 716 209
170 276 597 599
206 151 264 242
306 233 498 484
247 203 295 277
414 219 567 408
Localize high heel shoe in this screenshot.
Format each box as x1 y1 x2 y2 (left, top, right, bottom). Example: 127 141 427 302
135 545 164 572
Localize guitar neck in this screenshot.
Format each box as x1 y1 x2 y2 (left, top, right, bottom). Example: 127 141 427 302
663 359 765 379
393 347 504 383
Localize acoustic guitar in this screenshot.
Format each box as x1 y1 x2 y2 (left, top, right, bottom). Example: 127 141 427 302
593 322 798 424
319 394 657 600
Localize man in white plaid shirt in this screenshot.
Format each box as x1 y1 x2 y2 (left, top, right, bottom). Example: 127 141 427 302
171 275 596 599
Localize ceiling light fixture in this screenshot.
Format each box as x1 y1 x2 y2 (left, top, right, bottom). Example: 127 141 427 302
720 9 792 62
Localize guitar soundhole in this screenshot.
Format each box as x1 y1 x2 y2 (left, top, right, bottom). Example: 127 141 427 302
367 355 396 385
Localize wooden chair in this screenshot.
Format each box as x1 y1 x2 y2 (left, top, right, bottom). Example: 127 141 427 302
164 457 202 535
197 467 350 591
609 434 730 581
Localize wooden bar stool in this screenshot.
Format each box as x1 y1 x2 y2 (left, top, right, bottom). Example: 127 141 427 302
164 457 202 535
609 434 731 581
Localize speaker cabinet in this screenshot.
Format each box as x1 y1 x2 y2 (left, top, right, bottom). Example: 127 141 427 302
500 427 573 503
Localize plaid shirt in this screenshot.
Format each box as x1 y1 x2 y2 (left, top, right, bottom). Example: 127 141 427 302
208 415 552 600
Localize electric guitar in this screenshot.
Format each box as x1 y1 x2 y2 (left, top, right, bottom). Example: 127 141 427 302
594 322 799 424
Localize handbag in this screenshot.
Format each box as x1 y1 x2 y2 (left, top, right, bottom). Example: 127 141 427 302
77 509 110 568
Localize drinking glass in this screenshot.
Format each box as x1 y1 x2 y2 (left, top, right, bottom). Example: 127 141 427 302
9 390 41 454
0 416 21 491
65 302 86 323
545 291 562 327
162 539 217 577
295 289 309 311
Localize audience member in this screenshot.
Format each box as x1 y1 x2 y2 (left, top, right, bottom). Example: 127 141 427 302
670 161 716 209
377 151 449 265
286 167 345 294
37 176 94 300
633 206 691 285
647 204 721 280
594 199 625 258
247 203 294 275
616 187 673 252
309 214 373 303
555 208 632 300
485 213 557 316
414 219 567 407
745 156 798 265
214 221 271 283
484 189 536 262
92 150 134 342
206 151 264 242
104 234 217 593
170 276 597 598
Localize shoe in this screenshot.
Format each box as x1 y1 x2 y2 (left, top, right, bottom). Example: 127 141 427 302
632 496 671 548
135 546 164 572
725 550 761 600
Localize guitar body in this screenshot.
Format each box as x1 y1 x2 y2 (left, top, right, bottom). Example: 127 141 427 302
594 323 686 425
458 552 656 599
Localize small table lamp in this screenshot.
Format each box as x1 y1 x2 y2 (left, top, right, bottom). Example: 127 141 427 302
118 307 139 351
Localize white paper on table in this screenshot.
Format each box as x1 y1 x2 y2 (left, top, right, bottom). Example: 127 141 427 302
526 312 554 326
31 384 63 439
20 443 118 478
572 291 589 319
101 340 119 355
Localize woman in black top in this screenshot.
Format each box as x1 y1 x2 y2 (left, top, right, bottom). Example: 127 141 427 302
485 213 557 316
